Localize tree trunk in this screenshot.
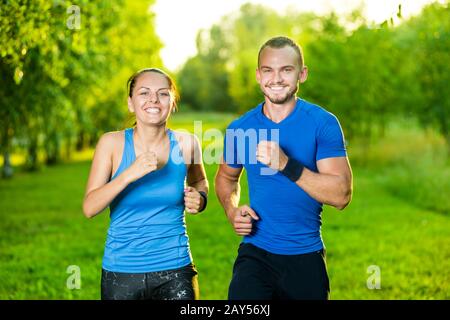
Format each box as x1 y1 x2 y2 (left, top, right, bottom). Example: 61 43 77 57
1 124 13 178
26 137 39 171
379 117 386 139
76 129 85 151
439 109 449 158
445 133 450 159
2 151 13 178
65 135 72 160
45 130 61 165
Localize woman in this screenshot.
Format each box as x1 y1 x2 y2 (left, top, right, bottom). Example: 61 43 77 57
83 68 208 300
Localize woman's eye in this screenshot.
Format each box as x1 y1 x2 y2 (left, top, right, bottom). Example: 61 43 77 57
159 92 169 97
140 92 148 95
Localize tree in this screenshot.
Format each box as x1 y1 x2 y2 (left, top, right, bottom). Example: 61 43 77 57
178 25 234 112
0 0 163 176
404 2 450 153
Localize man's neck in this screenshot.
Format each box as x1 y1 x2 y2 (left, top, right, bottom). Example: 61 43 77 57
263 97 297 123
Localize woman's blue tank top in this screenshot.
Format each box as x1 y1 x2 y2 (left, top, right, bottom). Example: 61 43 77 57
102 128 192 273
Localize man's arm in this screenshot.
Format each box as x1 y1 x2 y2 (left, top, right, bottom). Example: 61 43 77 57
257 141 353 210
215 160 259 235
215 161 242 216
295 156 352 210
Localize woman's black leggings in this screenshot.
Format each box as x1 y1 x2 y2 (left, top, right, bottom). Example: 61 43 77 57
101 264 199 300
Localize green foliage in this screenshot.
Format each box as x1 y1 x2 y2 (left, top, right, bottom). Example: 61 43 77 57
177 25 234 112
0 0 162 173
0 0 53 82
403 2 450 150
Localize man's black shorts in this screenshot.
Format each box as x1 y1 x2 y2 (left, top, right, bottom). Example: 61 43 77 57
228 243 330 300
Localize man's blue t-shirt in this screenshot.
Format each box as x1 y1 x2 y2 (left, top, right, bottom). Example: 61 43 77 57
223 98 347 255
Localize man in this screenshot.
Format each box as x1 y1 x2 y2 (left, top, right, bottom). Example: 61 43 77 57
215 36 353 300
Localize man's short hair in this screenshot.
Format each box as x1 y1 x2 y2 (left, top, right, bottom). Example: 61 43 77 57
258 36 304 68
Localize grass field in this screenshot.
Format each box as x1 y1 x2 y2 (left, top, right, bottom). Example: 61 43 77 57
0 113 449 299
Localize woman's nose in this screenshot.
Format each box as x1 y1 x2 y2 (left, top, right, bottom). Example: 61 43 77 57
147 92 158 103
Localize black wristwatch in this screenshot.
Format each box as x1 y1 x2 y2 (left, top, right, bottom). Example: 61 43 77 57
198 191 208 212
280 157 304 182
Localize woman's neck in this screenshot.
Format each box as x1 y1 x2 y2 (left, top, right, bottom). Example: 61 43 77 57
133 123 168 152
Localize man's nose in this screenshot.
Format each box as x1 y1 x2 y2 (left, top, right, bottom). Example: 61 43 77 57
272 71 283 83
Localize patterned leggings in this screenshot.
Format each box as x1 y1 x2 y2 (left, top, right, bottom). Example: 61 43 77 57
101 264 199 300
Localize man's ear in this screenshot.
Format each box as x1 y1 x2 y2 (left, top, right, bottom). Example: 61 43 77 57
299 66 308 84
256 68 261 84
127 96 134 113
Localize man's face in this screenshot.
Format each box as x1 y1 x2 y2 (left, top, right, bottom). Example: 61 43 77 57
256 46 307 105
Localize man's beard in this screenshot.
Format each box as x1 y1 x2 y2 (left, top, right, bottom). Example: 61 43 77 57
263 86 298 105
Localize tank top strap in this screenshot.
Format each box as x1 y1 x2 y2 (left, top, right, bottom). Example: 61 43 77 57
166 128 174 146
167 129 185 165
124 127 136 163
124 127 133 143
110 128 135 181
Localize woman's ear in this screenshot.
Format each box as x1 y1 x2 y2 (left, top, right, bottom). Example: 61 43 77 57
127 96 135 113
171 97 177 113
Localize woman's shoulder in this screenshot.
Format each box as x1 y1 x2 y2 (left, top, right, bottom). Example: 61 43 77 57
172 129 199 144
171 129 192 138
97 130 126 150
171 130 200 154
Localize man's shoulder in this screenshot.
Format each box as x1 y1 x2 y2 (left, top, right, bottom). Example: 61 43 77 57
299 99 340 126
226 103 262 130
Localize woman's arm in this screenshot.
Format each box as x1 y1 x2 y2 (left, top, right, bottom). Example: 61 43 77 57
82 132 157 218
184 134 209 214
83 133 123 218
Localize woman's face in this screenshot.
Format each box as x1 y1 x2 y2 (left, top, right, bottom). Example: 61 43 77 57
128 72 174 126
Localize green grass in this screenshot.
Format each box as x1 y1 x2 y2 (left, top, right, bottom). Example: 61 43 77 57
0 115 449 299
349 118 450 215
322 167 450 299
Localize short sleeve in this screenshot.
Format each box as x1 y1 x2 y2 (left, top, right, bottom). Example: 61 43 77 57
223 125 243 168
316 114 347 161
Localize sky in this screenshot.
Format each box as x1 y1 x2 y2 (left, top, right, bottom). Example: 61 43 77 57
152 0 439 71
